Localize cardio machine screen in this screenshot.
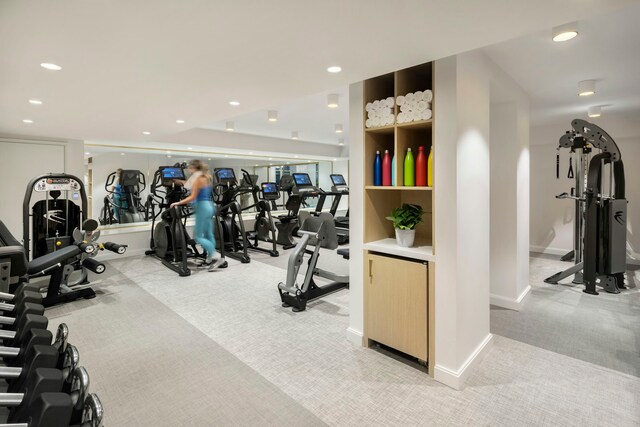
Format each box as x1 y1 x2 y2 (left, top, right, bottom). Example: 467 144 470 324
215 168 236 182
262 182 278 195
293 173 313 187
330 174 346 186
161 167 185 180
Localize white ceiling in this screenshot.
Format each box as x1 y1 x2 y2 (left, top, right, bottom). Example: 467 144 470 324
203 86 349 145
0 0 634 146
483 4 640 139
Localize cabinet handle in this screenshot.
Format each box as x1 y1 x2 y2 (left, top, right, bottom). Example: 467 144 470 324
369 259 373 282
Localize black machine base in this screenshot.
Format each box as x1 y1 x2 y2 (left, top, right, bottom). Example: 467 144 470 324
42 287 96 308
279 280 348 312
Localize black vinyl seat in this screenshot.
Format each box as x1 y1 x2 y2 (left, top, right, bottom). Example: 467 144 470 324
26 246 80 276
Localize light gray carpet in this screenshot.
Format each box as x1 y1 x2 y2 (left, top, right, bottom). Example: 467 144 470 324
110 255 640 426
44 260 325 427
491 254 640 377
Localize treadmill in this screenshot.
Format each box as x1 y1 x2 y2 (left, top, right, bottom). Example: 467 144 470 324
329 174 349 230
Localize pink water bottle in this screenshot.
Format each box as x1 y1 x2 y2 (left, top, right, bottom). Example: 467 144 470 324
382 150 392 186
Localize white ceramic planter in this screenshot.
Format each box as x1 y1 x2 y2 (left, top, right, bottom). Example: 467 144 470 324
395 228 416 247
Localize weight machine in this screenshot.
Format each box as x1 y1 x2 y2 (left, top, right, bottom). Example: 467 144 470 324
544 119 627 295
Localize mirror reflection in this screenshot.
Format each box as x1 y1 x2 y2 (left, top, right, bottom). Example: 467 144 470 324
85 146 340 229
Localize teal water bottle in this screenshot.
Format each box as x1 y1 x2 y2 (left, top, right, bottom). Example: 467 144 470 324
391 154 396 186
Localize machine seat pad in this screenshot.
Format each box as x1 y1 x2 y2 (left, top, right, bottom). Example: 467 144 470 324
27 246 80 275
337 249 350 259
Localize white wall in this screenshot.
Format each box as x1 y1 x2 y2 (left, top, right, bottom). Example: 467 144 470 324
347 82 365 345
530 128 640 263
0 135 84 240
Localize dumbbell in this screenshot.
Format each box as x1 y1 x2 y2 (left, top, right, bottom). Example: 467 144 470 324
1 324 67 368
0 367 65 422
0 293 44 319
0 313 48 348
0 391 74 427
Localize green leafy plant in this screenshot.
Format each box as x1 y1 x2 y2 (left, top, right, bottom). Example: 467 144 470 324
386 204 425 230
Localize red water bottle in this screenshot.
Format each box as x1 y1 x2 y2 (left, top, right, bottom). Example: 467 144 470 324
382 149 392 186
416 146 427 186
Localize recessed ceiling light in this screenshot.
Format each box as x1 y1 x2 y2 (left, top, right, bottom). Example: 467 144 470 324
338 138 345 146
166 150 171 154
578 80 596 96
176 119 185 124
229 101 240 106
269 158 273 160
29 99 43 105
85 152 90 155
588 106 602 118
40 63 62 71
552 22 578 42
291 131 299 140
225 121 235 131
208 158 212 161
121 153 126 156
143 131 151 135
249 152 253 155
255 164 259 167
294 155 299 158
333 158 337 161
269 163 273 166
335 124 343 133
328 94 339 108
286 162 290 164
187 147 193 150
307 160 311 163
267 110 278 122
167 155 172 158
327 66 342 73
22 119 33 124
224 155 229 158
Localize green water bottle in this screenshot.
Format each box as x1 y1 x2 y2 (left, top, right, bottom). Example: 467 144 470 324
404 148 415 186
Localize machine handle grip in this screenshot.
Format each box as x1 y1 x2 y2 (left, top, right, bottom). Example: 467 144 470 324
103 242 127 255
82 258 105 274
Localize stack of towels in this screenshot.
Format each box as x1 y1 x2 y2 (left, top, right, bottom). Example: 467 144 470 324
365 97 395 128
396 90 433 124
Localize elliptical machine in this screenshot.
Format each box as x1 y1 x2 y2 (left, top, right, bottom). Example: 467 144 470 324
544 119 627 295
100 169 147 224
146 165 227 276
213 168 251 263
244 181 280 257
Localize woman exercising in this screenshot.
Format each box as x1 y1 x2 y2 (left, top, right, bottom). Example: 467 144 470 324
170 160 224 271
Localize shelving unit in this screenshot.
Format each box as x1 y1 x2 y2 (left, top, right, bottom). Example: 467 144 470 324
362 61 435 376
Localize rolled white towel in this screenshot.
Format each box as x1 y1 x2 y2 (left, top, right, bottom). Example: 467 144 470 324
416 100 427 112
424 89 433 102
372 99 380 109
365 102 373 112
397 112 406 123
400 104 408 113
409 100 418 111
396 95 405 106
368 110 376 119
422 109 432 121
365 119 372 128
414 110 423 121
406 92 416 103
414 90 424 101
386 96 395 108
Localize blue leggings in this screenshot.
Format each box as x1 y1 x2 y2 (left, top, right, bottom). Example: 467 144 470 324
193 201 217 258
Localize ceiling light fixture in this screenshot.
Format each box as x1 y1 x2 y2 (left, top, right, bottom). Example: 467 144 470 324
249 152 254 155
120 153 126 156
143 131 151 135
335 124 343 133
294 155 299 158
187 147 193 150
267 110 278 122
291 131 299 140
167 155 172 158
578 80 596 96
40 63 62 71
552 22 578 42
327 66 342 73
333 158 337 161
338 138 345 146
229 101 240 106
22 119 33 124
225 121 235 131
588 106 602 118
328 93 339 108
208 158 212 161
29 99 43 105
85 152 90 155
176 119 185 124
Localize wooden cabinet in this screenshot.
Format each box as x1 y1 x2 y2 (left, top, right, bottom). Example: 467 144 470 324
365 253 428 361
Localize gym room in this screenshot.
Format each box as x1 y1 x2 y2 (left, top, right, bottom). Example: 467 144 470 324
0 1 638 426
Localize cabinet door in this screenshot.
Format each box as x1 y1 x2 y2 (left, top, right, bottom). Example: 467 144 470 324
366 253 428 360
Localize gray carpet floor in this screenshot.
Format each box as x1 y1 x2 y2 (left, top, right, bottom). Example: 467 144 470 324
491 253 640 377
42 251 640 426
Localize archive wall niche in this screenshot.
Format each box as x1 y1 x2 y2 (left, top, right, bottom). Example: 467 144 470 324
362 61 436 376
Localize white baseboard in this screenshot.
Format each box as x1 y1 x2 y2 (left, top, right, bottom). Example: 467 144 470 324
490 285 531 311
530 245 640 266
346 327 364 346
434 333 494 390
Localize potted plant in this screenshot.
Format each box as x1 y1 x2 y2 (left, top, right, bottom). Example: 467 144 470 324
386 203 425 247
